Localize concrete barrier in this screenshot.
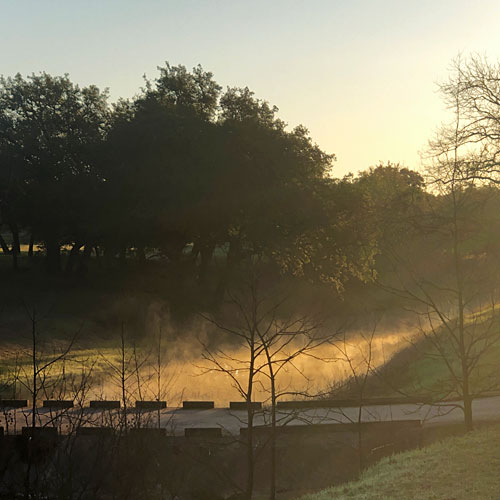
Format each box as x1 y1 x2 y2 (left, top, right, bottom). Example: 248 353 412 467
90 400 120 409
229 401 262 410
43 400 74 409
135 401 167 410
76 427 114 437
22 427 58 439
240 420 422 437
182 401 214 410
277 399 357 409
0 399 28 408
185 427 222 438
129 427 166 437
276 397 431 409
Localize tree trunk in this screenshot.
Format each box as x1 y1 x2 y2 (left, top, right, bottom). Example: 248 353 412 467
120 324 128 432
9 223 20 253
78 244 93 274
262 339 277 500
119 246 127 266
245 343 256 500
198 243 214 285
463 393 473 432
452 185 473 432
11 245 18 271
65 242 82 273
9 223 20 271
215 238 243 302
103 246 115 268
31 310 37 429
227 236 243 268
0 232 10 254
46 239 61 273
25 310 37 497
136 246 146 261
357 404 364 473
458 289 473 431
28 233 34 258
94 246 101 266
269 370 277 500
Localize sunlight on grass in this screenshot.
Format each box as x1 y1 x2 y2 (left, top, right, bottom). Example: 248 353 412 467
301 423 500 500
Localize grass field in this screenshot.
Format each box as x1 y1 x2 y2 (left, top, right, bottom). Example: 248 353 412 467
300 423 500 500
360 304 500 403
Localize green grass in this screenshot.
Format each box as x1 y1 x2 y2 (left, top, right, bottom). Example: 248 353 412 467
369 306 500 400
0 346 127 398
404 338 500 397
300 423 500 500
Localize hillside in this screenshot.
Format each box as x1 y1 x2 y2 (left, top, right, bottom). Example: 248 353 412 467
300 423 500 500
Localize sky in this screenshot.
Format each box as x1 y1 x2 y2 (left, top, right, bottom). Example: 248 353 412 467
2 0 500 177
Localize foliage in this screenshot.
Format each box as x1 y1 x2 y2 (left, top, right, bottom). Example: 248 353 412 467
0 63 377 303
0 73 109 271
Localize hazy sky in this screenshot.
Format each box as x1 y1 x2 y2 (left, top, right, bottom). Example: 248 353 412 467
2 0 500 176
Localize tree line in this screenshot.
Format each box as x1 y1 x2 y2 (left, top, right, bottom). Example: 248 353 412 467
2 56 500 499
0 63 373 297
2 56 500 282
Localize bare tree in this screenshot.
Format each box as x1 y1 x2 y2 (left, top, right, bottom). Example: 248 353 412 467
200 279 268 500
428 54 500 185
7 306 90 498
98 323 149 431
0 349 22 434
257 310 327 500
16 307 77 429
380 105 500 431
201 271 331 500
139 325 176 430
328 325 378 472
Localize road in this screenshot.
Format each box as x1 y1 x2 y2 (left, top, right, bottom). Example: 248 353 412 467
6 395 500 435
163 395 500 434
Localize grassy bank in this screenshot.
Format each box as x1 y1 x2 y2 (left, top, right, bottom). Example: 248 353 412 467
339 305 500 404
300 423 500 500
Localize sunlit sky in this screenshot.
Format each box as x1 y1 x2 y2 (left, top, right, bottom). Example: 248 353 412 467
2 0 500 176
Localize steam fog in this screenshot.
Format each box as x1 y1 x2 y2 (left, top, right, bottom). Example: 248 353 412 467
90 330 410 406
